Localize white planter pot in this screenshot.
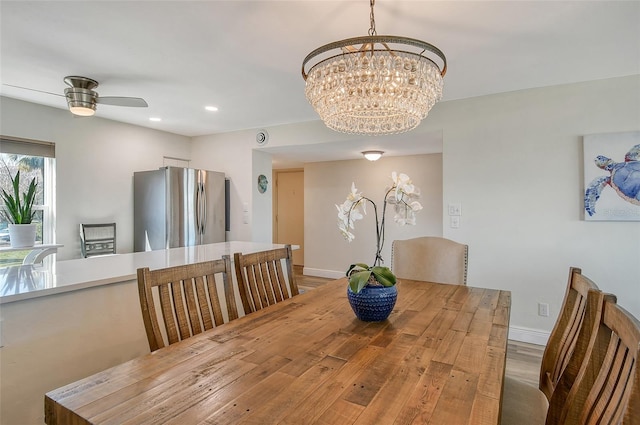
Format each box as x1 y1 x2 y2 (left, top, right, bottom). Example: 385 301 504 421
8 223 37 248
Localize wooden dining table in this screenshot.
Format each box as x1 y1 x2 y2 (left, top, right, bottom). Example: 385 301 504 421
45 277 511 425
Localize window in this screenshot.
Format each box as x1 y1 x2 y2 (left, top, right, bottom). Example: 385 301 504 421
0 136 56 266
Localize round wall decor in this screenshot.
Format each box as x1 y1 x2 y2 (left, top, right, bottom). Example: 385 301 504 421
257 174 268 193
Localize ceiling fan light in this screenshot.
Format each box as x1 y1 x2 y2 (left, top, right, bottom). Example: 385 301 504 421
362 150 384 161
65 86 97 116
69 105 96 116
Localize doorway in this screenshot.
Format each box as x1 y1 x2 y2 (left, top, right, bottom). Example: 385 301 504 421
273 169 304 266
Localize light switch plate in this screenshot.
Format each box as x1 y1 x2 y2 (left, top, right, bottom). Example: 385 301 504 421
448 203 461 216
538 303 550 317
450 216 460 228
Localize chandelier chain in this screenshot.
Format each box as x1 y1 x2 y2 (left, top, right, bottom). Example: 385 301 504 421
369 0 377 36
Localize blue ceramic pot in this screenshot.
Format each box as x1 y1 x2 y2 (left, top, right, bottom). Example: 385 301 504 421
347 284 397 322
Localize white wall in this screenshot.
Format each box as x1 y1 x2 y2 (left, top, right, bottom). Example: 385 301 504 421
0 97 191 260
304 154 443 277
431 76 640 340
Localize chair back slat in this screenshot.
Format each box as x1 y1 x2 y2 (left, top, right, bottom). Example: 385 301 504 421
159 284 180 345
183 277 202 335
171 281 190 341
540 267 600 400
137 256 238 351
195 275 214 330
273 260 289 301
234 245 298 314
248 264 266 311
259 255 278 305
205 274 225 327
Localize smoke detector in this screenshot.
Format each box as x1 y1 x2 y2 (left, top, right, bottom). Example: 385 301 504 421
256 129 269 145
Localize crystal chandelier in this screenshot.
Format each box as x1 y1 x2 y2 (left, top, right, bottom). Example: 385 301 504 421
302 0 447 136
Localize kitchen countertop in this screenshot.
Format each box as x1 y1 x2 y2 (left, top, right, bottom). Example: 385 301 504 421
0 241 296 304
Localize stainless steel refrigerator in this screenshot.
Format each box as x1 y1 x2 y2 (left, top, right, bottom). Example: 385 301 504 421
133 167 226 251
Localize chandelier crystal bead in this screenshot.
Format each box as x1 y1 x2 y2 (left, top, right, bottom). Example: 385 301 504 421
302 1 446 136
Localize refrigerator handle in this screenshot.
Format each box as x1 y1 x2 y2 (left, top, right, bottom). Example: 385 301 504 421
200 183 207 235
195 182 202 239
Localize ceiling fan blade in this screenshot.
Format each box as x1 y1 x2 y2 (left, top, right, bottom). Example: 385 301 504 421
96 96 148 107
2 83 64 98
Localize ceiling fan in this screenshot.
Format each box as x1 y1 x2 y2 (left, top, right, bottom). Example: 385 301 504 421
4 75 148 117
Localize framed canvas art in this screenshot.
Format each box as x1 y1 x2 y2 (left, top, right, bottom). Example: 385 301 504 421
583 131 640 221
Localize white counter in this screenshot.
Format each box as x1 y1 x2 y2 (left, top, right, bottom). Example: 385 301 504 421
0 241 294 304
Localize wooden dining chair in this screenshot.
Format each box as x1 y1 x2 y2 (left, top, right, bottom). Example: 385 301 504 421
137 256 238 352
539 267 602 399
548 294 638 425
233 244 299 315
391 236 468 285
501 267 604 425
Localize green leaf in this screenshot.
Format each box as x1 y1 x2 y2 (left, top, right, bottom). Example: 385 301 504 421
371 266 397 287
1 170 38 224
345 263 370 277
349 270 372 293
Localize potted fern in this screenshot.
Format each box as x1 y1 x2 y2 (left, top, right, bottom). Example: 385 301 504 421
1 170 38 247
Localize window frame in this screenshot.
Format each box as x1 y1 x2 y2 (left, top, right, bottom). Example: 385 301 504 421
0 135 56 248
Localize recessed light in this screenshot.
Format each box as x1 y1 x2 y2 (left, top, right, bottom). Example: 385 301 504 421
149 117 162 122
205 106 219 112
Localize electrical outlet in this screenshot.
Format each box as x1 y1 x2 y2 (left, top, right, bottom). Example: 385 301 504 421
538 303 549 317
450 216 460 228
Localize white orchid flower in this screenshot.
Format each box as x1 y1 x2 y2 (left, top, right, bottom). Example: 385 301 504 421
338 221 355 242
349 207 363 225
409 201 423 212
391 172 412 200
336 171 422 246
346 182 361 201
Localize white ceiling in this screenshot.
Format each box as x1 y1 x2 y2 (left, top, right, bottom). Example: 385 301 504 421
1 1 639 164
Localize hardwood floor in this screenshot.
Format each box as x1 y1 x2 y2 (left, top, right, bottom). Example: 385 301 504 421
505 340 544 386
294 266 545 385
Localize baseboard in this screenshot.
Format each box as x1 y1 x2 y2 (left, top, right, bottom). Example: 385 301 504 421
302 267 344 280
508 326 550 346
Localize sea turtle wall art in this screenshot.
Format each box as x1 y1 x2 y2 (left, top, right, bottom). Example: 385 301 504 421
583 131 640 221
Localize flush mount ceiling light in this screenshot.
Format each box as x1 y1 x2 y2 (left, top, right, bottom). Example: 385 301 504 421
362 150 384 161
302 0 447 136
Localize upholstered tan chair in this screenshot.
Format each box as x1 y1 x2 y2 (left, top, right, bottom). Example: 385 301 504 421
137 256 238 352
391 236 468 285
233 244 299 315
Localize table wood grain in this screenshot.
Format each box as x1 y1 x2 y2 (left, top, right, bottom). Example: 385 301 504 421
45 278 511 425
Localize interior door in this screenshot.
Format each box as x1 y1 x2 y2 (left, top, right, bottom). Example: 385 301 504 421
275 170 304 266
